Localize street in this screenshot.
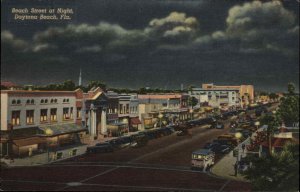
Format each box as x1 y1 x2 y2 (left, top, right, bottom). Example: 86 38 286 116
1 121 252 191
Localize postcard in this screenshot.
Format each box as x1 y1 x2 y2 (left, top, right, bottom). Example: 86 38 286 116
1 0 299 191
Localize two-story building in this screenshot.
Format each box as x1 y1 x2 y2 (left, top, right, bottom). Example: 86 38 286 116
0 89 87 157
138 94 189 129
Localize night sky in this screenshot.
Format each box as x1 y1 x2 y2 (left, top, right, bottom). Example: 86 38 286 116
1 0 299 92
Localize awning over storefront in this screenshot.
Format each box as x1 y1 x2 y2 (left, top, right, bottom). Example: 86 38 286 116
130 117 141 125
39 123 87 136
13 137 45 147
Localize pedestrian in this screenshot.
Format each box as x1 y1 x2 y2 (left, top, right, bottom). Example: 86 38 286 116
242 144 245 154
234 162 238 176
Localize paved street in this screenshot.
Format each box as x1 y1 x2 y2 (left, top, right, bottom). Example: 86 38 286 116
1 122 252 191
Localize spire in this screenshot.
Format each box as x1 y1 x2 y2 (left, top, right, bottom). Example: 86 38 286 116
78 68 82 86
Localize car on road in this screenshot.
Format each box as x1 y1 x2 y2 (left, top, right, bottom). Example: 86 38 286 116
191 149 215 171
216 123 225 129
177 129 189 136
86 143 114 153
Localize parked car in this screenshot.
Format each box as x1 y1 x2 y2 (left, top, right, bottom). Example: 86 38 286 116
177 130 189 136
212 145 231 154
216 123 225 129
86 143 114 153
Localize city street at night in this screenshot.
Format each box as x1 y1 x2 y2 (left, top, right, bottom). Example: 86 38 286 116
1 122 251 191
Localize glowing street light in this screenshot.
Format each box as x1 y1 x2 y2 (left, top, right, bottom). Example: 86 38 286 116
158 113 164 128
45 128 53 162
254 121 260 130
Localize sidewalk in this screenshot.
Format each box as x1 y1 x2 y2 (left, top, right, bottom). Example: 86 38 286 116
210 138 250 182
1 131 143 167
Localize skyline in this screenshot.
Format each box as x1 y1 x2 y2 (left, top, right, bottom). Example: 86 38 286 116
1 0 299 92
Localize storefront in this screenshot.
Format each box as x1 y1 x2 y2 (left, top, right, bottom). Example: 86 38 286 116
107 122 128 137
129 117 141 132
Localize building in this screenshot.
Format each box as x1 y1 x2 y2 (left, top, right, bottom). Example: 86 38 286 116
118 94 141 132
0 89 86 157
1 81 23 90
138 94 189 129
189 83 254 109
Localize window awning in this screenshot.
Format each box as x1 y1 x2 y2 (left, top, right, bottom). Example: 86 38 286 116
39 123 87 136
130 117 141 125
13 137 45 147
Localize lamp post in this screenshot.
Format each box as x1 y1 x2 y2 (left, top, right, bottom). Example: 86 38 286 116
254 121 260 130
234 132 242 176
45 128 53 162
189 109 194 120
158 113 163 128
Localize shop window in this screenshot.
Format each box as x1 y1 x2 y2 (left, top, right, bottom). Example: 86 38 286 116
11 111 20 126
26 110 34 124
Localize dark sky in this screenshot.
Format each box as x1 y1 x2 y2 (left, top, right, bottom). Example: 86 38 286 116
1 0 299 92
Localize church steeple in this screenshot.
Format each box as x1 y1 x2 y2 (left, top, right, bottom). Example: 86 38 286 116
78 68 82 86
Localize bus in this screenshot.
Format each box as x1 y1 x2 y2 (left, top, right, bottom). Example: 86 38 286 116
191 149 215 171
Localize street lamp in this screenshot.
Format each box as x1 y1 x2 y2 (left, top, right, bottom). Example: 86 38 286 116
189 109 194 120
234 132 242 176
45 128 53 162
254 121 260 130
158 113 164 128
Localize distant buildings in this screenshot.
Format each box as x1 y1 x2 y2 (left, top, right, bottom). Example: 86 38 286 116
189 83 254 109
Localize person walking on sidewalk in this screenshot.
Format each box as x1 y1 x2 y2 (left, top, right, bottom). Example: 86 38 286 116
234 162 238 176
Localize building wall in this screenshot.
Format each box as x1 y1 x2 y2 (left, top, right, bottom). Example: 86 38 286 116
1 93 8 130
3 92 78 130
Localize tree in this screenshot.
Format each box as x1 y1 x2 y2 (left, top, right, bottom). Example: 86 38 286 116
277 83 299 126
87 80 106 91
269 93 279 101
260 113 280 156
242 142 299 191
61 80 76 91
188 96 198 109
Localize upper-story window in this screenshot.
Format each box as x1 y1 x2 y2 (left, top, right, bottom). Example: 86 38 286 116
41 99 44 104
26 99 30 104
12 99 16 104
45 99 48 103
16 100 21 104
50 99 54 103
40 109 48 122
54 99 57 103
31 99 34 104
11 111 21 126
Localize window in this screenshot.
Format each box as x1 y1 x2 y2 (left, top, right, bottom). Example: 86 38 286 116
63 108 70 120
126 104 129 114
50 108 57 122
11 111 20 126
31 99 34 104
17 100 21 104
41 99 44 104
45 99 48 103
54 99 57 103
50 99 54 103
26 110 34 124
63 99 66 102
12 99 16 104
40 109 48 122
77 107 82 119
232 97 235 100
119 104 123 114
70 107 73 119
26 99 30 104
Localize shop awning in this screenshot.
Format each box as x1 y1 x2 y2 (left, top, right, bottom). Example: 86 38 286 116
130 117 141 125
39 123 87 136
13 137 45 147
